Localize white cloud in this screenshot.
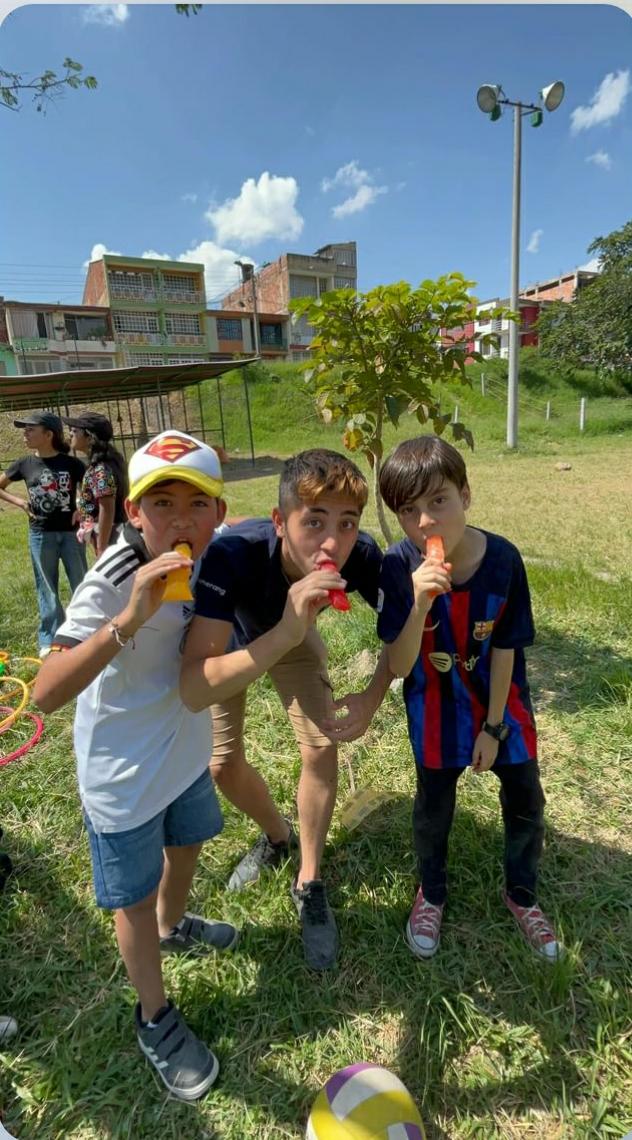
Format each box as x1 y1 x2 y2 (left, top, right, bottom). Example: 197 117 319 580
586 149 612 171
526 229 543 254
178 240 255 302
579 257 602 273
333 183 387 218
322 159 388 218
82 239 255 301
83 4 129 26
206 172 303 246
83 242 121 268
181 192 198 204
305 125 316 137
570 69 630 133
321 160 371 193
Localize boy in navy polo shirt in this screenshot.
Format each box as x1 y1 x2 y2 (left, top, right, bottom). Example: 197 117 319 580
181 449 390 971
377 435 563 962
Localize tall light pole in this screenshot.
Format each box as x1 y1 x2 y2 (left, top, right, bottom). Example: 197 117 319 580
476 81 565 448
234 259 260 357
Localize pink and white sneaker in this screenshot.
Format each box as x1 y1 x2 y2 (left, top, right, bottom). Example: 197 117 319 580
406 886 444 959
504 892 564 962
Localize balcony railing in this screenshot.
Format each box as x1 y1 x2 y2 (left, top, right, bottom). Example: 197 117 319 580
109 286 158 302
161 289 204 304
114 331 207 347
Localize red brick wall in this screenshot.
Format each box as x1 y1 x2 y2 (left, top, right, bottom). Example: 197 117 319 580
83 260 107 306
222 256 288 314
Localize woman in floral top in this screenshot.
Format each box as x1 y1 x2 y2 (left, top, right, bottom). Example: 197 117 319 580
65 412 128 557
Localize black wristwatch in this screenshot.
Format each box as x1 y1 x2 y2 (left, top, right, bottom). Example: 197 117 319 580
482 720 510 742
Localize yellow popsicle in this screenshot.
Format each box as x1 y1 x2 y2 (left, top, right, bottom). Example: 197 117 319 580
162 542 193 602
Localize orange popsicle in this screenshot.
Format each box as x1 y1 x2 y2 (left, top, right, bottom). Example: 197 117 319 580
162 542 193 603
426 535 445 599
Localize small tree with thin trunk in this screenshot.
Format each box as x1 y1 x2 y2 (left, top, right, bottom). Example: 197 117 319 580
290 275 504 545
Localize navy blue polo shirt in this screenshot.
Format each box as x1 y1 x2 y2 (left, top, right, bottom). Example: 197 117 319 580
377 529 537 769
195 518 383 646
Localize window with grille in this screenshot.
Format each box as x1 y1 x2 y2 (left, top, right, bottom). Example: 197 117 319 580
162 273 198 299
260 324 283 346
109 271 155 298
125 352 164 366
334 277 354 290
334 249 356 267
164 312 201 335
112 311 159 333
216 319 243 340
168 355 201 364
289 275 318 299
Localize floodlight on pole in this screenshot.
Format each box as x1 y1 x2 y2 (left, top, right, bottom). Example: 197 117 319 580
541 81 565 112
476 80 565 449
476 84 501 114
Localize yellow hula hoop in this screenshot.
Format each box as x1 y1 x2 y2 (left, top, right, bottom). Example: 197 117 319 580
0 676 29 733
0 661 40 702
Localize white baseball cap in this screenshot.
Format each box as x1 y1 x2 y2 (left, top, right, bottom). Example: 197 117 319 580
128 430 224 502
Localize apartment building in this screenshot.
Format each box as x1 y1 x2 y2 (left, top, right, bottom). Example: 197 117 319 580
220 242 357 360
520 268 598 304
474 298 543 360
207 310 290 360
0 299 116 376
83 254 211 368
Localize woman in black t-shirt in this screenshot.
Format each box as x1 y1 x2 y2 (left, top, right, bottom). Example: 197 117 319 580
0 411 87 656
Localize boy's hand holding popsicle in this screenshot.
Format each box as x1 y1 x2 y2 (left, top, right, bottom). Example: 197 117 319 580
411 535 452 609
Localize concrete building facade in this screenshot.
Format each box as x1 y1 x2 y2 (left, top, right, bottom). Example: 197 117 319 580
83 254 210 369
0 299 116 376
220 242 357 360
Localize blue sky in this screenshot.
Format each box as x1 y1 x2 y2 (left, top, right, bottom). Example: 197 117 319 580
1 3 631 307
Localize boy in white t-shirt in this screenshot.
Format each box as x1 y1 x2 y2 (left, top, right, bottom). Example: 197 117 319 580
33 431 237 1102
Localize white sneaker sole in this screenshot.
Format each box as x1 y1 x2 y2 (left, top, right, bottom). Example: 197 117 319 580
405 919 440 959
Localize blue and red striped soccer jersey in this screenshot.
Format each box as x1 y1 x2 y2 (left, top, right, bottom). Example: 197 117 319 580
377 528 537 769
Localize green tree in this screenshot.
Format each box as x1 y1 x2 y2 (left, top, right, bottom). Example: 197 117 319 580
538 219 632 388
0 58 97 112
290 276 504 544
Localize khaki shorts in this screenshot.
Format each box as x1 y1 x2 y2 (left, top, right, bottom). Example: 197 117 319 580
211 628 335 761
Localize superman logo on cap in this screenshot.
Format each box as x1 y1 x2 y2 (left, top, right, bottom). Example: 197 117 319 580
145 435 201 462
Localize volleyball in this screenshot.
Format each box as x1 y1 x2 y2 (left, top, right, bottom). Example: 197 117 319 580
306 1062 425 1139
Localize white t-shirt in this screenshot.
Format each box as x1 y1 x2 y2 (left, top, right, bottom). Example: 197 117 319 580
55 526 214 834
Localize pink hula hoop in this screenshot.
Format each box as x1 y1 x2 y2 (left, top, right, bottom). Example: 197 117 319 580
0 707 44 768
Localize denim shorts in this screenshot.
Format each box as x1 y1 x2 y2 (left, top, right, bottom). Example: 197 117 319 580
84 768 223 910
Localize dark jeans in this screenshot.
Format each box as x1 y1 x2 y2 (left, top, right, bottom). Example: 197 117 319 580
413 760 545 908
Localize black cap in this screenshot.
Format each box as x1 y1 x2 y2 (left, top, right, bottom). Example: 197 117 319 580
63 412 113 442
14 410 63 433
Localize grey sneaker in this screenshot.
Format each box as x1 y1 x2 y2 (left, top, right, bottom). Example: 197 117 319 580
160 911 239 954
0 1015 18 1042
227 819 297 891
135 1001 219 1101
291 879 339 971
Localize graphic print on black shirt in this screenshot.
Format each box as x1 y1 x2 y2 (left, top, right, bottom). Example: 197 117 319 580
5 454 85 532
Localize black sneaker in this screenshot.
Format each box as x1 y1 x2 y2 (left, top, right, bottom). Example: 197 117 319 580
291 879 339 971
160 911 240 954
227 819 297 892
135 1001 219 1101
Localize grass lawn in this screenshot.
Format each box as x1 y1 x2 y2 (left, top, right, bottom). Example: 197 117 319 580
0 421 631 1139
